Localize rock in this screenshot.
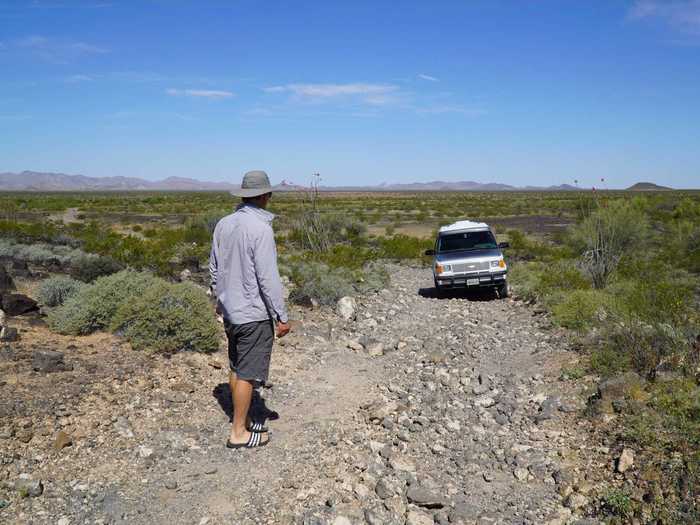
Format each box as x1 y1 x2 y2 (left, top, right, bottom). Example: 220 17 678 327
138 446 154 458
53 431 73 451
179 268 192 281
58 518 70 525
513 467 529 481
16 429 33 443
595 372 642 415
449 502 480 524
375 479 393 499
336 296 357 321
368 401 398 421
0 267 15 292
389 457 416 472
32 350 72 373
2 294 38 316
616 448 634 473
406 485 445 508
332 517 352 525
473 396 496 408
367 341 385 357
17 477 43 498
565 493 588 510
0 326 19 342
114 417 134 438
347 340 364 351
405 510 434 525
165 480 178 490
11 259 31 278
536 396 560 423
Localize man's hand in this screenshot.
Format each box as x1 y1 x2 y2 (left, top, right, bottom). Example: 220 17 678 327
276 321 291 338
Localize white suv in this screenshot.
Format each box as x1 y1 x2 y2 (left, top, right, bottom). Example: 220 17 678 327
425 220 509 297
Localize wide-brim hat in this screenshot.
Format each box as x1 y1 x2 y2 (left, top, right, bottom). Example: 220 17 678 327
230 170 273 198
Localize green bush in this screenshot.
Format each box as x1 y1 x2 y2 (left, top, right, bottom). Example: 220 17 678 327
378 235 433 260
535 259 590 294
48 270 155 335
288 262 354 306
70 255 123 282
354 261 390 294
111 280 219 353
596 320 688 379
550 289 610 331
601 488 634 520
569 200 648 288
36 276 85 307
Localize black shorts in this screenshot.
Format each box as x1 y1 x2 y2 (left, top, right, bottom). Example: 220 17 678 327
224 319 274 385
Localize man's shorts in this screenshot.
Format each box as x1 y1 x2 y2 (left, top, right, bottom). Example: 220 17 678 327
224 319 274 385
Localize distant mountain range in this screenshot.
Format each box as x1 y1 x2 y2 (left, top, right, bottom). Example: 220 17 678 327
0 170 672 192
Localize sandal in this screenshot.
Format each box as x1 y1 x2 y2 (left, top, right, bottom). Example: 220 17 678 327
247 421 268 433
226 432 269 449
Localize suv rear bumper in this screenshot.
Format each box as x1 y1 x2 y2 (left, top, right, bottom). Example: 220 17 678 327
436 271 507 288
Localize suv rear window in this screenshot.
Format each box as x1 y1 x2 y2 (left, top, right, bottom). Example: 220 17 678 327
438 230 497 252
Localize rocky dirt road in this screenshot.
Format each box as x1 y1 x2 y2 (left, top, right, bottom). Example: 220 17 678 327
1 265 604 525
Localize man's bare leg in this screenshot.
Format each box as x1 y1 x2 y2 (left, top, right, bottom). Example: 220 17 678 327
229 370 265 433
229 373 268 444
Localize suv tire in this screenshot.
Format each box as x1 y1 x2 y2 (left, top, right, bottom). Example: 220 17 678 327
497 282 509 299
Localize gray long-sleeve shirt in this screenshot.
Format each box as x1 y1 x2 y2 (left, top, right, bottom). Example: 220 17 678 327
209 203 288 325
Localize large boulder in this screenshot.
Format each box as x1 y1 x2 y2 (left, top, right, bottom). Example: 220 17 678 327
336 296 357 321
593 372 643 415
11 259 31 278
0 266 15 292
1 294 38 316
32 350 72 373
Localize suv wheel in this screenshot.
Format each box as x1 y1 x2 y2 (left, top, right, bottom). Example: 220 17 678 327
497 283 509 299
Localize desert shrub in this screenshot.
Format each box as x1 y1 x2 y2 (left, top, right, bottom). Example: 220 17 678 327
596 320 689 379
354 261 390 294
550 289 610 331
314 244 377 270
378 235 433 260
36 276 85 307
0 239 90 266
506 261 543 301
48 270 155 335
569 200 648 288
111 280 219 353
535 259 590 294
601 488 634 520
70 255 123 282
288 262 354 306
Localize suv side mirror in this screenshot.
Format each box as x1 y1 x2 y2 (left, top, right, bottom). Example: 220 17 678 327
424 249 435 256
498 242 510 249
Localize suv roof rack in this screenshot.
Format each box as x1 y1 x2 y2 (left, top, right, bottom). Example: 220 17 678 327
438 220 489 234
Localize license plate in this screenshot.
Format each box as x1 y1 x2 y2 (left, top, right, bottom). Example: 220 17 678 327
467 278 479 286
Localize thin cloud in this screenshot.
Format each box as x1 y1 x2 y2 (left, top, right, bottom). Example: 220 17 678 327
264 83 399 98
64 74 94 83
415 105 486 117
418 74 439 82
12 34 108 63
166 88 234 99
629 0 700 35
263 82 401 106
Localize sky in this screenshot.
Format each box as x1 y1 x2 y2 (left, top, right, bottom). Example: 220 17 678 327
0 0 699 189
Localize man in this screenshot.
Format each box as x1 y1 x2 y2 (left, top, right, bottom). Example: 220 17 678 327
209 170 290 449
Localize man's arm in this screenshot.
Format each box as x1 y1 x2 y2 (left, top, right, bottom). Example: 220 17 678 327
252 226 289 325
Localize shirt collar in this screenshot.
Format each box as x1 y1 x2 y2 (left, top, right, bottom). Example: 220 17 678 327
235 202 275 223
